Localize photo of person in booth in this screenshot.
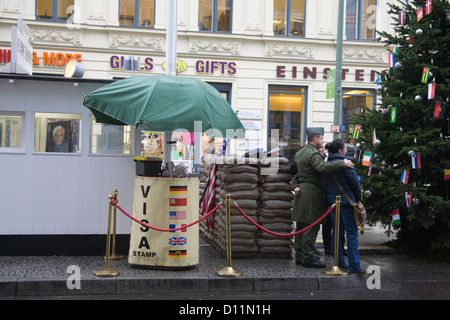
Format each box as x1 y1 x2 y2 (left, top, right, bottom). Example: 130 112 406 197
46 121 71 153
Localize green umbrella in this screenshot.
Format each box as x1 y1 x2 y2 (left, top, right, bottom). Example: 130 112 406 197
83 75 245 138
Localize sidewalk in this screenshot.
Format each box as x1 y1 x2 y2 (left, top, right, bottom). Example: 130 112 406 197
1 225 448 299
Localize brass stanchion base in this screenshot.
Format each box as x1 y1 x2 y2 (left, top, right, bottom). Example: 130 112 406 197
93 269 120 277
323 266 348 276
216 267 243 277
105 254 126 260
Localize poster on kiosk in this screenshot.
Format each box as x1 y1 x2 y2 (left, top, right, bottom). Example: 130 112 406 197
129 176 199 267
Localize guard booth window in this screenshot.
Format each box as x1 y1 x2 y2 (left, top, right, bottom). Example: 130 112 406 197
119 0 155 28
0 112 24 152
268 85 306 160
36 0 74 21
90 115 135 155
34 112 81 153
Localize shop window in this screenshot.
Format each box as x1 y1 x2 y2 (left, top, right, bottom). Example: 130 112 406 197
0 111 25 152
34 112 81 153
90 115 135 155
345 0 376 40
119 0 155 27
268 86 306 160
36 0 74 21
198 0 232 32
273 0 305 37
342 88 375 130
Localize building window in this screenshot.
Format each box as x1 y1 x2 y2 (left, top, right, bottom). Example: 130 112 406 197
90 115 135 155
345 0 376 40
342 88 375 131
198 0 232 32
273 0 305 37
119 0 155 27
268 85 306 160
0 111 25 152
36 0 74 21
34 112 81 153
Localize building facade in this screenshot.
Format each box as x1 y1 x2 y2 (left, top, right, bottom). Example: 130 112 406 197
0 0 396 253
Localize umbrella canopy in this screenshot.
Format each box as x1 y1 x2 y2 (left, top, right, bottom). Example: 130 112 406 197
83 75 245 138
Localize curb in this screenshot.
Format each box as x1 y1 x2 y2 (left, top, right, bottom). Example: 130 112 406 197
1 274 366 298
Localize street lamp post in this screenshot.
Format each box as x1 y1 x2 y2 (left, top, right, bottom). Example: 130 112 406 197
334 0 345 140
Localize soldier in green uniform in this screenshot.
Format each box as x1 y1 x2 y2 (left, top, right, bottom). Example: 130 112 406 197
291 127 354 268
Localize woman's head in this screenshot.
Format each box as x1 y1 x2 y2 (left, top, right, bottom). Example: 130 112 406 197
325 139 347 155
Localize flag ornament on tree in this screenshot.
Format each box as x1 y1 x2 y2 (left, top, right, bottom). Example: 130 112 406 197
392 209 401 226
428 83 435 99
352 125 362 139
401 169 409 184
399 10 406 24
425 0 432 15
411 152 422 169
362 151 371 167
434 102 446 118
405 192 412 208
444 165 450 180
417 6 424 21
390 107 397 123
421 67 430 83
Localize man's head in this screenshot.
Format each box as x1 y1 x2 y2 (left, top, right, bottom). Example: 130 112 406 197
306 127 324 149
53 125 65 146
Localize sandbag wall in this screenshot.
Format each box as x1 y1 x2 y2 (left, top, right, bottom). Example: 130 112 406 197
199 155 294 258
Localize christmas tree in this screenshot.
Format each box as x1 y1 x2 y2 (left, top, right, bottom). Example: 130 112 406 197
350 0 450 255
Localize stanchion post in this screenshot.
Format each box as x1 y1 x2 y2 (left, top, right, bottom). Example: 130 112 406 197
323 196 348 276
93 194 120 277
216 194 242 277
108 189 126 260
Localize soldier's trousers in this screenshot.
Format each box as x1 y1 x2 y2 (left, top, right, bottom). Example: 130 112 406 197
294 222 320 262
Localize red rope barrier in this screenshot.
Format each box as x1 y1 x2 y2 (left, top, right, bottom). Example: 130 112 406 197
234 202 336 237
112 198 221 232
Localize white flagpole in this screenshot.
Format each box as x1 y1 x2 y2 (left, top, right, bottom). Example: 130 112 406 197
163 0 178 167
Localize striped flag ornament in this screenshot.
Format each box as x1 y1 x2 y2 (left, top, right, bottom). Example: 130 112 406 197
428 83 435 99
444 165 450 180
411 152 421 169
352 125 362 139
399 10 406 24
388 53 395 68
392 209 401 226
362 152 371 167
405 192 412 208
401 170 409 184
421 67 430 83
434 102 446 118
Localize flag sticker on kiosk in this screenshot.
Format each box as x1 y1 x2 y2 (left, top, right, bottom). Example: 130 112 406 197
169 198 187 206
169 237 187 246
170 186 187 194
169 211 187 220
168 250 187 258
169 224 187 233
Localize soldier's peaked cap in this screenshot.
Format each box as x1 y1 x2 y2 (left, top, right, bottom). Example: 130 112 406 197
305 127 324 137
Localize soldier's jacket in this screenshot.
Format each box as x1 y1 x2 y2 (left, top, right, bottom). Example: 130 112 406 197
291 143 346 223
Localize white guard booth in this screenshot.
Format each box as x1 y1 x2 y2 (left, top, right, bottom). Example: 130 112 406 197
128 176 199 267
